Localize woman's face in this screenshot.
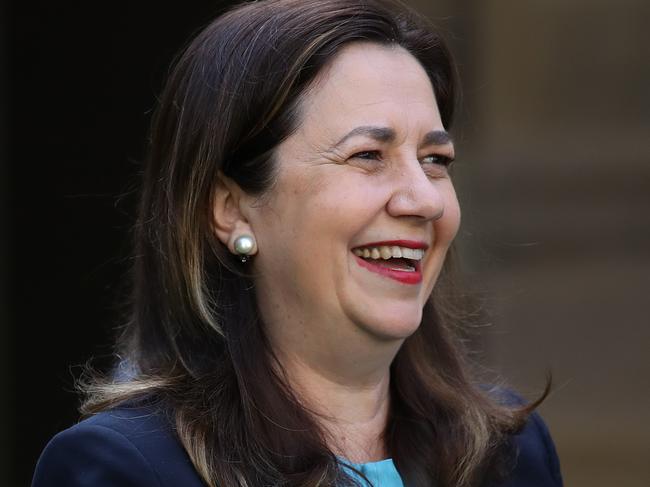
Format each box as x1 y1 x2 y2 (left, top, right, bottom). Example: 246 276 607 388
247 42 460 352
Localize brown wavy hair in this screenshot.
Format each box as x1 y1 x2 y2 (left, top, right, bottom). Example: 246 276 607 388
81 1 545 486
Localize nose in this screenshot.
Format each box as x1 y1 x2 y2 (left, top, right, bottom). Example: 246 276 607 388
385 160 445 221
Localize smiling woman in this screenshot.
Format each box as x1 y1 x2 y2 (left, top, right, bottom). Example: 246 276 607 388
32 1 562 487
244 42 460 349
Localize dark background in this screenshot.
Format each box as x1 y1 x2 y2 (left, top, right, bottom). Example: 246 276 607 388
4 1 650 486
4 1 234 485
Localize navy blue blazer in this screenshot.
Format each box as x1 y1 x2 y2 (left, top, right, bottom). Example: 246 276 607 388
32 404 563 486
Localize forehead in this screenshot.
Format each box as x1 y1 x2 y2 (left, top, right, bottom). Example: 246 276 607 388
297 42 442 141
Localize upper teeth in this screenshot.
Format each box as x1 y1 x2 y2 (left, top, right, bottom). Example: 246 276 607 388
352 245 424 261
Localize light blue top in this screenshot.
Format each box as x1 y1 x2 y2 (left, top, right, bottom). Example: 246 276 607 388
342 458 404 486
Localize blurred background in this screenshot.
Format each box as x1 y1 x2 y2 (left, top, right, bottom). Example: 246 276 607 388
2 0 649 485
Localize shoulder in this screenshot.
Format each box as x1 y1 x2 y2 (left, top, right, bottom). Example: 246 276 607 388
32 404 204 487
500 409 563 487
488 389 564 487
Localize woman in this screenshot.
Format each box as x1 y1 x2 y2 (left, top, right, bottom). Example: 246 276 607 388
33 0 562 486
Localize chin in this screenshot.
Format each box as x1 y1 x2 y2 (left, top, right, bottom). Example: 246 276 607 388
356 306 424 341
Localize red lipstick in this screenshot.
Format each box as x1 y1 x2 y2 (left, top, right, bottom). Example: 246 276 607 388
351 240 427 285
354 255 422 284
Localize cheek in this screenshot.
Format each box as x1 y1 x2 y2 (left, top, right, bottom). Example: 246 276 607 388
444 200 461 242
253 172 355 263
436 184 461 245
293 170 385 234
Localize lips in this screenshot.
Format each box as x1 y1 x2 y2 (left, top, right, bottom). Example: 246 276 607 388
351 240 426 285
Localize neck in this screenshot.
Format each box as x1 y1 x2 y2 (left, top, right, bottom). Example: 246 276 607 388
275 347 394 463
258 287 404 462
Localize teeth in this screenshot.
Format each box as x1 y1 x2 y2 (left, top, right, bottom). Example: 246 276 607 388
352 245 425 261
401 248 424 260
391 246 402 258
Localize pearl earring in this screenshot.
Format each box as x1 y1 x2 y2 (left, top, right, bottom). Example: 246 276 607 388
233 235 255 262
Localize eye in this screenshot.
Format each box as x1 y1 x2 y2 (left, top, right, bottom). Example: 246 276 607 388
421 154 454 167
350 150 382 161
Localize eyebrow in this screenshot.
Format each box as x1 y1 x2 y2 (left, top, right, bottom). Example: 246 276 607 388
334 126 395 147
422 130 453 146
332 125 453 150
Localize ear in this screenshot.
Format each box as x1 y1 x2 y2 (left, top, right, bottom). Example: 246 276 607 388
211 172 258 256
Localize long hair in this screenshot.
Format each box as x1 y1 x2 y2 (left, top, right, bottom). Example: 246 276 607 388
81 1 544 486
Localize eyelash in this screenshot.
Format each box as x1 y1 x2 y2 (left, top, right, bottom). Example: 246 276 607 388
420 154 455 167
351 150 455 167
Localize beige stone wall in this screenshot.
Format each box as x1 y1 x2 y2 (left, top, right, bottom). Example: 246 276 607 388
410 1 650 486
